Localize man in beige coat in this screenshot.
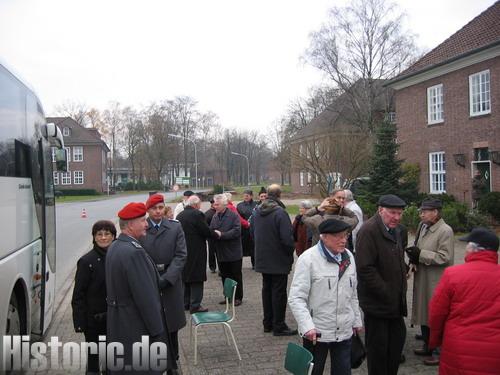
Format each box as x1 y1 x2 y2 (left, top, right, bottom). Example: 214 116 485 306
405 198 454 366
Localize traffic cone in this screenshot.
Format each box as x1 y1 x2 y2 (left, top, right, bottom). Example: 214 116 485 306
81 208 87 218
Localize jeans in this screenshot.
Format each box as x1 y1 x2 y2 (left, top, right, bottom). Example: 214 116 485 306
303 338 352 375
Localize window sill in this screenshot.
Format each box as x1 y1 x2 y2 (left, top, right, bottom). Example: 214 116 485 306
469 112 491 119
427 121 445 128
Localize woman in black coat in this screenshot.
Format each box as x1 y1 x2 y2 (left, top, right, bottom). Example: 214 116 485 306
72 220 116 374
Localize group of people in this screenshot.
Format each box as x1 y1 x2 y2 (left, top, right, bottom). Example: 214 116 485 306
71 185 500 375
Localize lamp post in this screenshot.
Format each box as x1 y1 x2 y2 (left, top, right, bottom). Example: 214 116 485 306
168 134 198 191
231 151 250 188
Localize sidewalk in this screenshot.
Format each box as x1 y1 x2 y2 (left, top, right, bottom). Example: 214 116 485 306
26 236 467 374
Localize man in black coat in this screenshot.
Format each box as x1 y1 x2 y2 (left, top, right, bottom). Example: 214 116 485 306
210 193 244 305
106 202 168 374
237 189 257 269
177 195 217 313
140 194 187 375
355 194 408 375
252 184 297 336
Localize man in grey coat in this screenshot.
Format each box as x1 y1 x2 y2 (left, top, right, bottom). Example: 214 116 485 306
106 202 168 374
210 193 244 305
140 194 187 375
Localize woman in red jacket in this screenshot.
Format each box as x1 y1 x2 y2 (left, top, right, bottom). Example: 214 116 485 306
428 227 500 375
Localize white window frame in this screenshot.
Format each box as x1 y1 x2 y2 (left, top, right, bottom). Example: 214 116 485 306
63 127 70 136
73 146 83 162
469 70 491 116
427 84 444 124
299 171 305 187
61 171 71 185
51 147 56 162
53 171 59 185
429 152 446 193
73 170 84 185
65 147 71 162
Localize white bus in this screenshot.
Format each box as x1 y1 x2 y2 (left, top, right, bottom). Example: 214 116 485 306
0 61 66 369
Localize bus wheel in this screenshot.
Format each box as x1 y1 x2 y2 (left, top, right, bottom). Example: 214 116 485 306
6 293 21 335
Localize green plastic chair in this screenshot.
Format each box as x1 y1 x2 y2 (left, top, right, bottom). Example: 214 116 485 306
284 342 314 375
190 278 242 365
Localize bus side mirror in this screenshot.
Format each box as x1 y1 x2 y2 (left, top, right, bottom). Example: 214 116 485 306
54 148 68 172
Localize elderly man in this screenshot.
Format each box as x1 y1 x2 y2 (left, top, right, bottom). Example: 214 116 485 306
289 219 363 375
429 227 500 375
355 194 408 375
177 195 217 313
237 189 257 268
210 193 244 305
173 190 195 219
106 202 168 374
252 184 297 336
344 189 363 252
405 198 454 366
140 194 187 375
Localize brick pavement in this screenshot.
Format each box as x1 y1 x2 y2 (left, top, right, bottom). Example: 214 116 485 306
27 218 468 374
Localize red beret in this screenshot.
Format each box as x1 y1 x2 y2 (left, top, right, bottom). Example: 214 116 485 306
118 202 147 220
145 193 165 210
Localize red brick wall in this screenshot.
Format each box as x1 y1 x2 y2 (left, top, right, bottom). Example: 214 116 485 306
396 56 500 204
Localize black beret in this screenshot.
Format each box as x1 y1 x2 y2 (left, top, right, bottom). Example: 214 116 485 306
459 227 499 251
318 219 351 234
183 190 195 197
378 194 406 208
420 198 442 210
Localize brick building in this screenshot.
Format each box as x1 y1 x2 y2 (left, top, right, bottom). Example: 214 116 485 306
388 2 500 205
47 117 110 193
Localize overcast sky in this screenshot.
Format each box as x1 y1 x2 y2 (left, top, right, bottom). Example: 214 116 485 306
0 0 496 130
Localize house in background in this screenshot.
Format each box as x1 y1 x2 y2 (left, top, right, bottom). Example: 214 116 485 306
387 2 500 205
47 117 110 193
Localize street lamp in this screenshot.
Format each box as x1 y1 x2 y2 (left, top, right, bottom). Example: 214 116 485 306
168 133 198 191
231 151 250 188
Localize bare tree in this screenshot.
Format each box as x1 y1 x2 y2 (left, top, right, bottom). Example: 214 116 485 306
53 100 89 126
122 107 142 189
305 0 417 131
102 102 124 187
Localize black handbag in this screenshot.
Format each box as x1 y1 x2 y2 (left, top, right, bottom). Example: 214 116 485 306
351 333 366 369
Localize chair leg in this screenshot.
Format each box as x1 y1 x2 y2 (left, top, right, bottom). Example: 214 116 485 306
223 324 230 346
224 323 242 361
194 325 199 365
308 362 314 375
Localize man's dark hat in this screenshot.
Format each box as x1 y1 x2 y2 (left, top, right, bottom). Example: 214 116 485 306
459 227 499 251
243 189 253 195
377 194 406 208
258 186 267 194
183 190 195 197
318 219 351 234
420 198 442 210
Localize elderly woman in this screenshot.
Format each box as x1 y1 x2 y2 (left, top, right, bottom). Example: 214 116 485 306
292 200 313 256
72 220 116 374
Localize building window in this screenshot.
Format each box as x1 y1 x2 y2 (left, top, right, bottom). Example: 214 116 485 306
386 112 396 123
61 171 71 185
429 152 446 193
307 172 312 184
51 147 56 162
299 144 305 158
63 127 70 136
53 171 59 185
74 171 84 184
469 70 490 116
427 84 444 124
65 147 71 162
73 146 83 162
299 172 305 187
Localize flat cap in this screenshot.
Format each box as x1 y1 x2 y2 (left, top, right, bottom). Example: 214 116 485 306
183 190 195 197
145 193 164 210
378 194 406 208
459 227 499 251
420 198 442 210
118 202 147 220
318 219 351 234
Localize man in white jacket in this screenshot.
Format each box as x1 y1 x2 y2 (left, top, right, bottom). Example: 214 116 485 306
289 219 363 375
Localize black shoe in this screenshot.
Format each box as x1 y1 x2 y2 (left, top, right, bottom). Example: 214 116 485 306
263 326 272 333
273 328 298 337
414 348 433 356
210 268 216 273
219 300 227 305
234 299 242 306
415 333 423 340
400 354 406 363
184 305 189 311
423 356 440 366
190 305 208 314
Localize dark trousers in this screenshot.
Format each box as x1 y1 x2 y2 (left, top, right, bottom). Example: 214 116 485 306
184 281 204 308
262 273 288 332
208 239 217 270
303 338 352 375
421 324 430 347
219 259 243 300
169 331 179 363
364 315 406 375
84 327 106 374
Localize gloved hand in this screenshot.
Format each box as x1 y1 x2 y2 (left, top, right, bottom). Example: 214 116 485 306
405 246 421 264
93 312 107 322
159 277 172 290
